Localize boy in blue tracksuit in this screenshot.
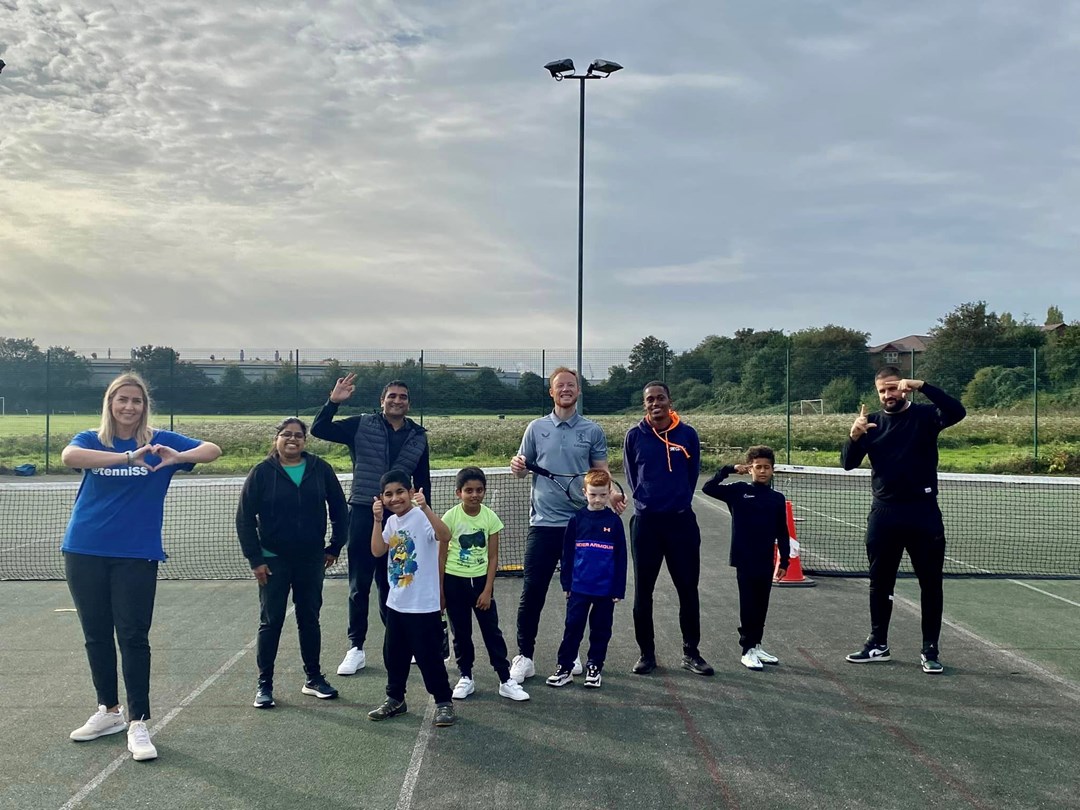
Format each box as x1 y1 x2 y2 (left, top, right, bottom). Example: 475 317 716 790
701 446 790 671
546 469 627 690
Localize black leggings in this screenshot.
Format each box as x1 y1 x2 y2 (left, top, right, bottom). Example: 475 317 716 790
257 554 326 681
65 552 158 721
865 500 946 654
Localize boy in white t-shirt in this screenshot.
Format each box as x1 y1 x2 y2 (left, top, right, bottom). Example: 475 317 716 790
368 470 456 727
441 467 530 702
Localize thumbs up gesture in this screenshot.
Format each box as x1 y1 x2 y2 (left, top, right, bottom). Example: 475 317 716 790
850 404 878 441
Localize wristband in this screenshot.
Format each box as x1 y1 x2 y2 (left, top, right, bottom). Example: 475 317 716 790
126 450 133 466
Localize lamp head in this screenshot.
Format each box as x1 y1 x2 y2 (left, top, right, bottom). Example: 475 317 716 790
587 59 623 76
544 58 576 79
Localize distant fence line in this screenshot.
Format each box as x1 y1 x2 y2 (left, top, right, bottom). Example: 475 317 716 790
2 344 1077 473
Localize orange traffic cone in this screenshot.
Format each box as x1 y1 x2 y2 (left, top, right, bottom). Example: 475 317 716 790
774 501 815 587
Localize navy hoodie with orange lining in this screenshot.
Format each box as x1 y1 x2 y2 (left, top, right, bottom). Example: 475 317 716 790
623 412 701 514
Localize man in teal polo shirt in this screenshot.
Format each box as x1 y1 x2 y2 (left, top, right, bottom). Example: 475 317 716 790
508 367 625 683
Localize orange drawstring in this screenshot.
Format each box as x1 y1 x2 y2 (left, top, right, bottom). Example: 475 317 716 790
650 410 691 472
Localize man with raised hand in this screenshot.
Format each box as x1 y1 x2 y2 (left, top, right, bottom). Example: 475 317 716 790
508 367 624 683
623 381 713 677
841 366 966 674
311 374 431 677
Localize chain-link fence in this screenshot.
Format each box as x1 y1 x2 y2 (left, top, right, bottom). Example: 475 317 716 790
1 344 1076 474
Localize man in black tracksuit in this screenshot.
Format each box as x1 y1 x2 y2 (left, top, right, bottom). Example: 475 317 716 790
311 375 431 676
840 366 966 674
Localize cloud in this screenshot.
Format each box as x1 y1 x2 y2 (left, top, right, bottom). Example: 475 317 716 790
1 0 1079 357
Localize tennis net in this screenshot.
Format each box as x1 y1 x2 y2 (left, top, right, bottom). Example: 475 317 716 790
773 465 1080 578
0 468 531 580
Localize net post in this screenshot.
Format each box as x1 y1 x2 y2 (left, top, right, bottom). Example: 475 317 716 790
168 350 175 431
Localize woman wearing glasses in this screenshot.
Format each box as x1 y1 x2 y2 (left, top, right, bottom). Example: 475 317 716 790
236 418 349 708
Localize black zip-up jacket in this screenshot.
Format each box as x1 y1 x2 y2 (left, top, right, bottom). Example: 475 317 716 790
310 401 431 507
236 452 348 569
702 467 790 577
840 383 966 503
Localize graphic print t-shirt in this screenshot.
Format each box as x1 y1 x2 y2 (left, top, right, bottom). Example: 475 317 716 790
61 429 201 561
381 507 441 613
441 503 504 578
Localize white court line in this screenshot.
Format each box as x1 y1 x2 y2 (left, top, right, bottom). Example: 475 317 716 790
59 610 275 810
892 592 1080 703
693 492 1080 696
395 700 438 810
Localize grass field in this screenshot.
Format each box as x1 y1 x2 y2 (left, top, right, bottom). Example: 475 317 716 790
2 412 1076 476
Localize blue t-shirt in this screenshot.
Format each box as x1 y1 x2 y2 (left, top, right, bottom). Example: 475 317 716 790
62 429 202 561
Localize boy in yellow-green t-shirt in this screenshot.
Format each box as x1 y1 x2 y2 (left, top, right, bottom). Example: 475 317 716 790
440 468 530 702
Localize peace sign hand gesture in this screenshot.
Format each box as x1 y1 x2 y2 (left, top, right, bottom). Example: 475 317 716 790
850 404 878 441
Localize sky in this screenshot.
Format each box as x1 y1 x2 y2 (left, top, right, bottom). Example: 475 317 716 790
3 0 1080 358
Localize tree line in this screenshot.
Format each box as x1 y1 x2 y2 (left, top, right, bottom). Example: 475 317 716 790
2 302 1078 416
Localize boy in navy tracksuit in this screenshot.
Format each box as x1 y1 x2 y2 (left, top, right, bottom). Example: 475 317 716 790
701 446 790 671
546 469 627 690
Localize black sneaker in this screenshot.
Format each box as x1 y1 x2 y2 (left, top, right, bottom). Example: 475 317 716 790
681 654 715 676
583 664 602 689
368 698 407 721
921 653 944 674
253 682 275 709
301 675 339 699
546 665 574 687
846 642 891 663
631 655 657 675
434 701 456 727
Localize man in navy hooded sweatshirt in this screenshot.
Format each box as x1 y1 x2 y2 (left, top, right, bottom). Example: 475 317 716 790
623 381 713 677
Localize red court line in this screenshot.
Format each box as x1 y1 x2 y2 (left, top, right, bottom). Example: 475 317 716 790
660 671 739 810
798 648 993 810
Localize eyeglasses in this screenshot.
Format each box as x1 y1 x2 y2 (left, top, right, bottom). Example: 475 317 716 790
277 431 306 440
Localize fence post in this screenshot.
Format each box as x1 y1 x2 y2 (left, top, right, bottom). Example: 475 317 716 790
45 349 52 474
910 348 916 377
785 339 791 465
419 349 425 427
168 350 175 431
1033 347 1039 461
295 349 301 417
541 349 547 415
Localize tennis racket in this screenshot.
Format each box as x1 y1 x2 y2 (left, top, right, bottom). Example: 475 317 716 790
525 461 624 510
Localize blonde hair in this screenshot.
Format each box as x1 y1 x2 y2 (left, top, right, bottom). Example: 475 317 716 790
97 373 154 448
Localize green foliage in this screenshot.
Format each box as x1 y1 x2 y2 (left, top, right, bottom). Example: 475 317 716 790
820 377 860 413
962 366 1031 409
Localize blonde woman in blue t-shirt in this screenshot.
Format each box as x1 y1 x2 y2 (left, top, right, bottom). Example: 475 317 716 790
440 468 530 703
62 373 221 762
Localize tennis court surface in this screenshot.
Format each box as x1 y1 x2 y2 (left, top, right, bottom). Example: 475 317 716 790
3 478 1080 810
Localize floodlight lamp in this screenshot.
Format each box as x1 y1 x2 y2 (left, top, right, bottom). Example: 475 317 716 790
544 59 576 79
587 59 623 76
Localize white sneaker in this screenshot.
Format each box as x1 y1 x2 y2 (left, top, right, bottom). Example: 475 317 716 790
452 676 475 700
70 705 127 741
510 655 535 683
337 647 365 675
740 650 763 671
571 656 584 676
499 679 531 701
126 720 158 761
753 645 779 665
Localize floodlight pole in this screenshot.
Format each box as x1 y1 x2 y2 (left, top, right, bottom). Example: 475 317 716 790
575 75 587 404
546 61 622 410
